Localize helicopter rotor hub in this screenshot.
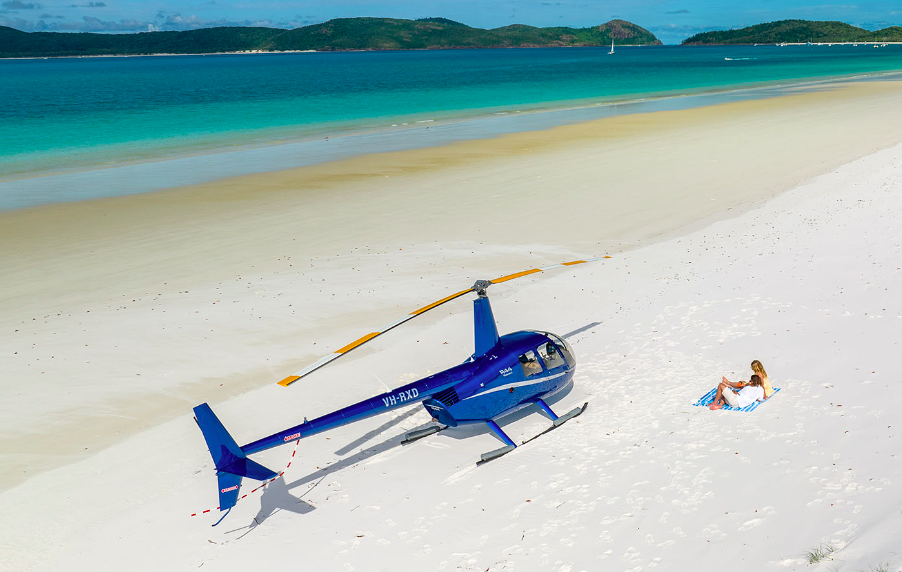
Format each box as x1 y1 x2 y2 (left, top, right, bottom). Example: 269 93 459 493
472 279 493 297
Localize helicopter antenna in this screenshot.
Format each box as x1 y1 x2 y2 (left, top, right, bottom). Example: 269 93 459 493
372 373 391 393
472 279 492 298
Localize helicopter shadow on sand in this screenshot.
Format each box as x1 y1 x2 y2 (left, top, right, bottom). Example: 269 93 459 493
225 475 316 538
281 408 425 494
561 321 601 340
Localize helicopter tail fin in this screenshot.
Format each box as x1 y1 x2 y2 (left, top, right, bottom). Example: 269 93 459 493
193 403 278 511
473 295 499 356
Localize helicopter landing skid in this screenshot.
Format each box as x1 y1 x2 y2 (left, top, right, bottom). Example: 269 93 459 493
401 424 445 445
477 445 516 465
521 401 589 446
476 402 588 465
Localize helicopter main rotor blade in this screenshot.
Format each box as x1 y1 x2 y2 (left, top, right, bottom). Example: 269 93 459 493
277 287 474 386
277 256 611 387
488 257 609 283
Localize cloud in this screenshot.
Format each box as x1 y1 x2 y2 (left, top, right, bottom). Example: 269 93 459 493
69 2 106 6
290 15 319 27
0 16 33 28
666 9 690 14
2 1 42 9
3 12 318 33
51 15 155 31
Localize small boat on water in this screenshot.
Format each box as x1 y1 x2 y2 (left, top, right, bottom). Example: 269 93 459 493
608 39 614 55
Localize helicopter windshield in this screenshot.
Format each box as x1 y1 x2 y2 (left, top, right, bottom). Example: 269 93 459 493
538 342 565 369
544 333 574 366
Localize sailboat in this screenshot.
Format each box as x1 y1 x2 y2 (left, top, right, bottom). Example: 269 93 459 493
608 38 615 55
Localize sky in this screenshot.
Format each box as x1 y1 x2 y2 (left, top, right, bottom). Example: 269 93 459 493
2 0 901 44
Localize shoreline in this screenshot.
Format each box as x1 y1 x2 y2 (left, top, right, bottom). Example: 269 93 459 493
2 78 902 495
4 69 902 213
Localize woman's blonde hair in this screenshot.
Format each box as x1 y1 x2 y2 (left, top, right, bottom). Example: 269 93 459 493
751 360 767 378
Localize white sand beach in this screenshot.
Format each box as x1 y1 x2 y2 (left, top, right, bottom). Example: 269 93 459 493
1 79 901 571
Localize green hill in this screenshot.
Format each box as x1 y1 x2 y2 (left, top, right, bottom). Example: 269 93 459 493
683 19 902 45
0 17 660 58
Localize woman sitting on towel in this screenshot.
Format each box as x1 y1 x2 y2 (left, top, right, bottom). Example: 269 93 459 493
722 360 774 399
709 374 765 410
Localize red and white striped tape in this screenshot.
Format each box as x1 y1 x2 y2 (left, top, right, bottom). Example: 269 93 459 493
190 439 301 517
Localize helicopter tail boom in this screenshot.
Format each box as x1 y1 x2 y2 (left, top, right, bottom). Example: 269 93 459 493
194 403 279 511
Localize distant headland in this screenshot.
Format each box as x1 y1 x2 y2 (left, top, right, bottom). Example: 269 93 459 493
683 19 902 45
0 17 661 58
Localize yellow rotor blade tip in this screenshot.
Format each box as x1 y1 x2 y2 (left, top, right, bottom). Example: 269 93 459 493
278 375 301 387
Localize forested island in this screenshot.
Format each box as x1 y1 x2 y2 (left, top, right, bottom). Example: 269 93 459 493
0 17 660 58
683 19 902 45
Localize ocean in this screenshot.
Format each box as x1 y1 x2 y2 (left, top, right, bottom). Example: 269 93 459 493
2 44 902 211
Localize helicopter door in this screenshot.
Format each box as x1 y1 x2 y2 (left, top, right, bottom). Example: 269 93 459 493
538 342 565 370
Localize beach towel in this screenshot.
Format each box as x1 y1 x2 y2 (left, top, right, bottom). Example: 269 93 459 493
693 387 781 412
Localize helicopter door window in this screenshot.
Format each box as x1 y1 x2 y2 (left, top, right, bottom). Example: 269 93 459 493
519 350 543 377
538 342 565 369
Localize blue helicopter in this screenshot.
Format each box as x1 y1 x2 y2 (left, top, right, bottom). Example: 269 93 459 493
193 257 609 514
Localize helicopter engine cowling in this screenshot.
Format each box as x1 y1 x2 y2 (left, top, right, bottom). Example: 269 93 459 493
422 383 465 426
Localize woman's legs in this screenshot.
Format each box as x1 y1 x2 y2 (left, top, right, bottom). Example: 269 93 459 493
710 383 727 409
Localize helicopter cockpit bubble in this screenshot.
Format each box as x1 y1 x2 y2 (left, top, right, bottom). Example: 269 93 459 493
542 333 574 366
526 330 575 367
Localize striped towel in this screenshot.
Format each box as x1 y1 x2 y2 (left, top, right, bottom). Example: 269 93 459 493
693 387 781 412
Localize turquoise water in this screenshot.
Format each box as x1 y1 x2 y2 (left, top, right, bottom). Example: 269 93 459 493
1 44 902 207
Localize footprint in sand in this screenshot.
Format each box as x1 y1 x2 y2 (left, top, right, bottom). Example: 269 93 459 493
623 545 642 564
701 523 727 539
559 534 577 547
738 518 763 531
